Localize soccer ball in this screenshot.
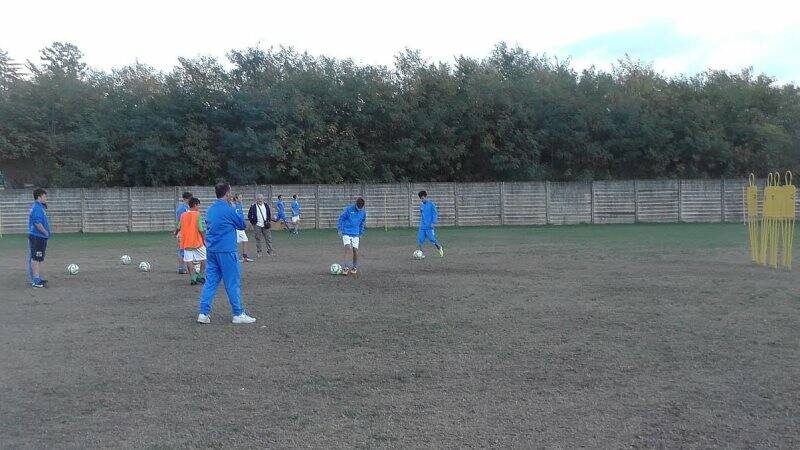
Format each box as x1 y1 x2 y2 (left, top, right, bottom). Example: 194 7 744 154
120 255 132 265
330 263 342 275
193 263 201 274
413 250 425 260
65 263 79 275
138 261 151 272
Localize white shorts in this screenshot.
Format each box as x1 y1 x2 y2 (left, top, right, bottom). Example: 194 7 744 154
291 215 300 223
183 246 207 262
342 235 360 249
236 230 248 243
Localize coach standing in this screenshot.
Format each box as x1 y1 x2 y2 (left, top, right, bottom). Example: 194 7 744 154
248 193 274 257
28 188 50 288
196 182 257 325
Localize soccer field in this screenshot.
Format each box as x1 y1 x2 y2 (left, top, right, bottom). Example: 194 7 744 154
1 224 798 447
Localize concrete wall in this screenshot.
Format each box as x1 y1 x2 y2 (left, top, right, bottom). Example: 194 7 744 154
1 179 794 234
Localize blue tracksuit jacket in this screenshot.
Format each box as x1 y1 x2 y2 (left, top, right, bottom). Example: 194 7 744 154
337 204 366 237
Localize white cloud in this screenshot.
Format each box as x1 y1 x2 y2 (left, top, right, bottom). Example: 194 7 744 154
1 0 798 81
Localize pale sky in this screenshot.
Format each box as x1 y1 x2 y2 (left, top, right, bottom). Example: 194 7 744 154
2 0 799 82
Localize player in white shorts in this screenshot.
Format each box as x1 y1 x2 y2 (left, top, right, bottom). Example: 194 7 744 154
290 194 301 235
183 246 207 284
336 197 366 275
233 193 254 262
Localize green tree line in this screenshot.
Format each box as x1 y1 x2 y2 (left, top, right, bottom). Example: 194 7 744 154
1 42 798 188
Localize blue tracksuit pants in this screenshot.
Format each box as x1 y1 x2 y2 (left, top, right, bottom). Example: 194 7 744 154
198 251 243 316
418 228 439 247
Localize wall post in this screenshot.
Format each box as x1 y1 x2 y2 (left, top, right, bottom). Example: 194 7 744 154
315 184 320 229
407 182 413 227
545 181 551 225
499 182 506 226
80 188 86 232
590 181 595 224
720 178 726 223
453 183 460 226
127 187 133 232
677 180 683 222
634 180 640 223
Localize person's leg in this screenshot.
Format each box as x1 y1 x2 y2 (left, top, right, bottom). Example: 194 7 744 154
342 236 352 274
177 239 187 273
266 229 274 255
428 229 444 256
198 252 222 316
417 228 427 252
218 251 244 317
198 259 206 282
254 226 263 255
29 236 39 282
352 247 358 269
427 229 440 248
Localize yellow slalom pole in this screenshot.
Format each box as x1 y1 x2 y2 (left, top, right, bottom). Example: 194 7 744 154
746 174 760 263
783 171 795 270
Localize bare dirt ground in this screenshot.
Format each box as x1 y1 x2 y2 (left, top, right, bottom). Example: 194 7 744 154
1 224 798 448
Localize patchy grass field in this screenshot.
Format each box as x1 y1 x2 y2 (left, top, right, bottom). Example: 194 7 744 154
1 224 798 447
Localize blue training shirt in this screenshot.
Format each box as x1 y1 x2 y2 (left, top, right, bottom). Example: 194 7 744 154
176 202 189 223
234 202 245 220
419 201 438 230
337 204 366 237
291 200 300 216
276 200 286 219
204 199 246 253
28 202 50 239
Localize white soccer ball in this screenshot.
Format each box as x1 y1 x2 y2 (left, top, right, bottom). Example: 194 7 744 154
413 250 425 260
120 255 132 265
330 263 342 275
138 261 151 272
65 263 79 275
193 263 201 274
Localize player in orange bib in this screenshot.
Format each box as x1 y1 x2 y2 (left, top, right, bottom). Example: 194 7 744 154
176 197 207 285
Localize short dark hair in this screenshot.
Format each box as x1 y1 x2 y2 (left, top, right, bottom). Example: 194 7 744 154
33 188 47 200
277 194 282 199
182 191 193 201
418 190 427 199
356 197 365 209
215 182 230 199
188 197 200 207
292 194 297 199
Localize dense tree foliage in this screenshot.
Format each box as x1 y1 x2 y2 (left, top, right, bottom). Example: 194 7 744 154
0 42 798 187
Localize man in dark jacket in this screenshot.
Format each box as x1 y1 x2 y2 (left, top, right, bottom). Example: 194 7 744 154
248 193 275 257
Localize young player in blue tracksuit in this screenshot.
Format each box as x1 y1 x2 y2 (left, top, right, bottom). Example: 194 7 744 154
28 188 51 288
196 183 256 325
275 194 290 232
290 195 301 234
417 190 444 258
175 191 192 274
337 197 366 275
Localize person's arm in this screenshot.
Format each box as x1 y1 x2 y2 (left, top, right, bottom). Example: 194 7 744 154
431 203 438 227
337 210 346 235
197 214 206 237
33 209 49 237
359 212 366 236
35 222 49 237
174 220 181 237
231 206 246 230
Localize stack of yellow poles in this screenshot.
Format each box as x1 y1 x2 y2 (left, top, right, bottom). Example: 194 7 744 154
758 173 778 268
745 174 760 263
755 171 796 271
